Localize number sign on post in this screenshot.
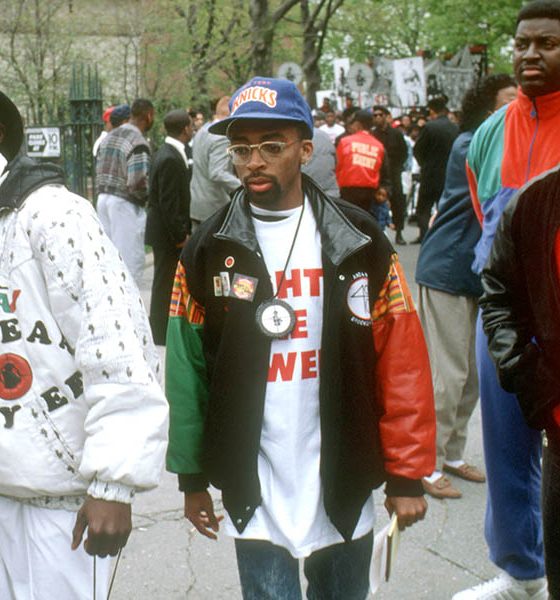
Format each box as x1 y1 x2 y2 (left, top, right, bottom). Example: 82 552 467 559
25 127 61 158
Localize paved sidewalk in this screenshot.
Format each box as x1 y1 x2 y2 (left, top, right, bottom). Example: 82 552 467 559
112 225 496 599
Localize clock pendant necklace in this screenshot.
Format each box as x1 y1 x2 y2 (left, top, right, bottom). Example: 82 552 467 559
255 203 305 338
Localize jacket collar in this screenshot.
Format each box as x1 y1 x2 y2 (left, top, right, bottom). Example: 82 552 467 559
164 136 190 169
0 156 65 212
516 88 560 120
351 130 375 141
214 174 371 266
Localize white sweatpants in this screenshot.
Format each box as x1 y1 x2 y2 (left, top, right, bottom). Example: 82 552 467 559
97 193 146 285
0 496 111 600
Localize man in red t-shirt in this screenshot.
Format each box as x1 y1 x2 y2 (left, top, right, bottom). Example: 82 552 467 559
335 110 390 212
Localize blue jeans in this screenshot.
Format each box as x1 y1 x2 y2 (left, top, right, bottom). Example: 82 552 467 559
234 532 373 600
543 439 560 598
476 315 544 579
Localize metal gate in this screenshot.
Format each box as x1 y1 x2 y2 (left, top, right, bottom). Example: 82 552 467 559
62 65 103 200
24 65 103 201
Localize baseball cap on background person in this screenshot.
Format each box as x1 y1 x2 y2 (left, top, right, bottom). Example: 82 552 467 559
0 91 24 162
109 104 131 128
350 109 374 130
103 106 115 124
209 77 314 138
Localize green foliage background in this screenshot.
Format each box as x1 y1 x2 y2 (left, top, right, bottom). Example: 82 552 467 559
0 0 524 122
323 0 522 87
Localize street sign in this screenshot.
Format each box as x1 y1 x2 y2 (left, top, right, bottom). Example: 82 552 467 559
277 62 303 85
25 127 61 158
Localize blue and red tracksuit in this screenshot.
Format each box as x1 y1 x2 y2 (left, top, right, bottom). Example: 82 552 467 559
466 88 560 580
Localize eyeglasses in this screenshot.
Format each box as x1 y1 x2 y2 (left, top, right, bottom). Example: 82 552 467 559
226 140 298 165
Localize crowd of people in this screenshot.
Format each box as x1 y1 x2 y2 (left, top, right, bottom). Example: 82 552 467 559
311 94 468 248
1 0 560 599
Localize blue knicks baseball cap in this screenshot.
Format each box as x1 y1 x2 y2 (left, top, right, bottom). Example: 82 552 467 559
209 77 314 138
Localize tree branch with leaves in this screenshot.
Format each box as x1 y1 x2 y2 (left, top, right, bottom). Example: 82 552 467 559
301 0 344 107
0 0 74 123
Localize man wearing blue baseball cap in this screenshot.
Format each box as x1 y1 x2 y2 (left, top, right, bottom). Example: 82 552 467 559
166 76 436 599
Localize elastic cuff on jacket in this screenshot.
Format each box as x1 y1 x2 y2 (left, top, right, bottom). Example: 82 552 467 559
178 473 209 493
384 475 424 497
87 479 135 504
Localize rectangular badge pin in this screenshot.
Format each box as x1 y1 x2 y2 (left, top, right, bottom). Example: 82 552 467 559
230 273 258 302
220 271 231 297
213 276 223 297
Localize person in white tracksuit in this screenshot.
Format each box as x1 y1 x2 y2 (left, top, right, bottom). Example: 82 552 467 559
0 91 168 600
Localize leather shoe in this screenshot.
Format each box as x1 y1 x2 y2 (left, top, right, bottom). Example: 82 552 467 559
443 463 486 483
395 232 407 245
422 475 462 499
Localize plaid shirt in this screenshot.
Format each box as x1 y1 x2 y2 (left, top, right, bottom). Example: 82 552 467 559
96 123 151 206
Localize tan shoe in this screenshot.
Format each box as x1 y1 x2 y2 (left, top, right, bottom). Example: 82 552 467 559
422 475 462 499
443 463 486 483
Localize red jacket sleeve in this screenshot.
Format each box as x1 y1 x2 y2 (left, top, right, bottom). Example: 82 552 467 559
466 159 483 225
372 255 436 483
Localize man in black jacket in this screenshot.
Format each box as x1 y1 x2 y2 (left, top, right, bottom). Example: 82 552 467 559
165 76 436 600
413 96 459 243
372 105 409 245
481 163 560 598
145 109 193 345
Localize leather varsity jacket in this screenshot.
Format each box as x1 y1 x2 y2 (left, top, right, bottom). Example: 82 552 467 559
165 176 435 541
481 164 560 434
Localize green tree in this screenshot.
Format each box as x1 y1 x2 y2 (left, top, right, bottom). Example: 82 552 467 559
325 0 430 68
249 0 300 74
425 0 521 72
174 0 251 108
323 0 521 82
301 0 345 107
0 0 76 123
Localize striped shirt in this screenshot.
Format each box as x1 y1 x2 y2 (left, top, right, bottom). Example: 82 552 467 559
96 123 151 206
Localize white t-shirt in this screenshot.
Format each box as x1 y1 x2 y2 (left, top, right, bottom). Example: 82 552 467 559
319 122 345 144
164 135 191 169
92 130 107 158
224 198 374 557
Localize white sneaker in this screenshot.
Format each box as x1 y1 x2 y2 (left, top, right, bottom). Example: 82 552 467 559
451 571 548 599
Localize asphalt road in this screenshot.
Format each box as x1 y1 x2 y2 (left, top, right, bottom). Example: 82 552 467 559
111 223 497 599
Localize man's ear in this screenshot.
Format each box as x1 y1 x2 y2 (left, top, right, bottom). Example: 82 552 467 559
301 139 314 165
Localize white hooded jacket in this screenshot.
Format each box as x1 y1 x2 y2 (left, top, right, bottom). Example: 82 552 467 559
0 157 168 507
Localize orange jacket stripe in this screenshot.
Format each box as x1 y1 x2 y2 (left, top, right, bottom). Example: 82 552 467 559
169 261 205 325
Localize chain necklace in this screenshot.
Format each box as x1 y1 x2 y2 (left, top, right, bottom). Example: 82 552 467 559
255 201 305 338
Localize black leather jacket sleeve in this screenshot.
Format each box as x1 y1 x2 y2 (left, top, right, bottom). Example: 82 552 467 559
480 199 556 430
